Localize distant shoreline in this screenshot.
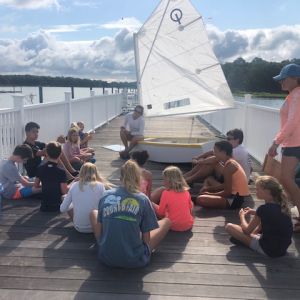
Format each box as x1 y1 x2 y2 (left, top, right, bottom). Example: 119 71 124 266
233 92 286 99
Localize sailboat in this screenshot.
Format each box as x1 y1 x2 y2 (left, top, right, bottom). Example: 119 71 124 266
134 0 234 163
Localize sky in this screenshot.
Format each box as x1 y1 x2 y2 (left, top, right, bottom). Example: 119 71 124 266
0 0 299 81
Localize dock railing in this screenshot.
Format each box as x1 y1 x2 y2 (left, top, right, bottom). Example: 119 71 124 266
200 94 280 164
0 91 125 160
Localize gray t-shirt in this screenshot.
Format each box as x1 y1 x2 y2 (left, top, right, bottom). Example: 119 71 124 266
0 159 21 199
97 186 158 268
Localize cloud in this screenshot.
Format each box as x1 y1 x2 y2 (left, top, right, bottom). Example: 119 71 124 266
101 18 142 31
44 18 142 35
72 0 101 8
207 24 300 62
0 0 60 9
0 29 135 81
45 23 94 33
0 24 299 81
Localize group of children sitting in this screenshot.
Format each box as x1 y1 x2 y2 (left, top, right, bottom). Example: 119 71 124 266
0 124 294 268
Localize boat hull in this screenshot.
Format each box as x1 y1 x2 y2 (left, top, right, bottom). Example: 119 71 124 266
136 137 216 163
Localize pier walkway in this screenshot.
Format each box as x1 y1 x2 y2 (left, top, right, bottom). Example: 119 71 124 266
1 115 300 299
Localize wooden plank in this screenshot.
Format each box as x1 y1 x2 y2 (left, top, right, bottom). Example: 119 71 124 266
0 277 299 299
0 115 299 299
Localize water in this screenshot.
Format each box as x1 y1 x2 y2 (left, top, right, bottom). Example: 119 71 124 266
234 96 284 109
0 86 119 109
0 86 284 110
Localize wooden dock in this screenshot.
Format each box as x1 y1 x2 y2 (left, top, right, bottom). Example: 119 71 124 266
1 115 300 299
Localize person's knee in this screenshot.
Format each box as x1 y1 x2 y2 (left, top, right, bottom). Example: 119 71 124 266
160 217 172 230
225 223 234 233
196 196 205 206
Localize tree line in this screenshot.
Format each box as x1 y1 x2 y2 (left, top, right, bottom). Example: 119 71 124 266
0 74 136 89
222 57 300 94
0 58 300 93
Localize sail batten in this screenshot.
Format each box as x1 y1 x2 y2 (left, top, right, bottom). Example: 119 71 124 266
135 0 234 117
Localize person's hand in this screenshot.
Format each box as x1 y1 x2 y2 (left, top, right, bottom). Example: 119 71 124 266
243 207 256 215
268 143 278 157
200 186 208 193
239 208 246 217
191 158 198 165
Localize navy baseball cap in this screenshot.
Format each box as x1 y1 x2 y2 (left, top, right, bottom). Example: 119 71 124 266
273 63 300 81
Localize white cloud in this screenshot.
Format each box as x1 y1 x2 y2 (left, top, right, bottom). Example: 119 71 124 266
207 24 300 63
0 0 60 9
101 18 142 31
0 24 299 81
45 23 94 33
0 29 135 81
72 0 102 8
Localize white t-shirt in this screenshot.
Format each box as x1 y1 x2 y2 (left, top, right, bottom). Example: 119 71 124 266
233 144 252 180
60 181 105 233
123 113 145 136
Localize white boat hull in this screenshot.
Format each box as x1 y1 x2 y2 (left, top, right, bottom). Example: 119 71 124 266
136 137 216 163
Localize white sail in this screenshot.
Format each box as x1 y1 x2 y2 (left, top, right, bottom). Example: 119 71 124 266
134 0 234 117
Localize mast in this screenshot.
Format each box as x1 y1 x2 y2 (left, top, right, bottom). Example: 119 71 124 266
133 33 142 105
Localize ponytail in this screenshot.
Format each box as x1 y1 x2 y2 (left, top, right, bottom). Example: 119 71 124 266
256 175 291 217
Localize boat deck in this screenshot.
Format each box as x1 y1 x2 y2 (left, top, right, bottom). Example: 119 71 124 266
1 115 300 299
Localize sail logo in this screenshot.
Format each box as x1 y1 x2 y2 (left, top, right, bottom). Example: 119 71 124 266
164 98 190 110
170 9 183 25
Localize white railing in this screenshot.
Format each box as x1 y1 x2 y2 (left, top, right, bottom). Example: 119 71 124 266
200 95 280 164
0 91 125 159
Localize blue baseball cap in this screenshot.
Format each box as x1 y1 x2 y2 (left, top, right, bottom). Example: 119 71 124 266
273 63 300 81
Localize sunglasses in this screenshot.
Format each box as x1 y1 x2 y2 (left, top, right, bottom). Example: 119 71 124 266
134 110 142 114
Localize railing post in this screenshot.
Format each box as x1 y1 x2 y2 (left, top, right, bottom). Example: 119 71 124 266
38 86 43 103
105 96 109 124
64 92 72 133
244 94 252 148
90 90 95 131
13 94 25 145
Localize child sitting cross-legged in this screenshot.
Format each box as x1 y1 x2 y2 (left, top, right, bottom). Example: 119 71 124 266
77 121 94 152
152 166 194 232
131 150 152 198
90 160 171 268
0 144 41 200
60 163 112 233
63 128 95 171
226 176 293 257
34 142 68 212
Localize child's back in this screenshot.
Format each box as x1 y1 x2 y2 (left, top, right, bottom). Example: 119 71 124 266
61 181 105 232
36 161 67 211
156 189 194 231
257 202 292 257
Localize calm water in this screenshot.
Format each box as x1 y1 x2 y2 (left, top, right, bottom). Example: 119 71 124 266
0 86 284 110
234 96 284 109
